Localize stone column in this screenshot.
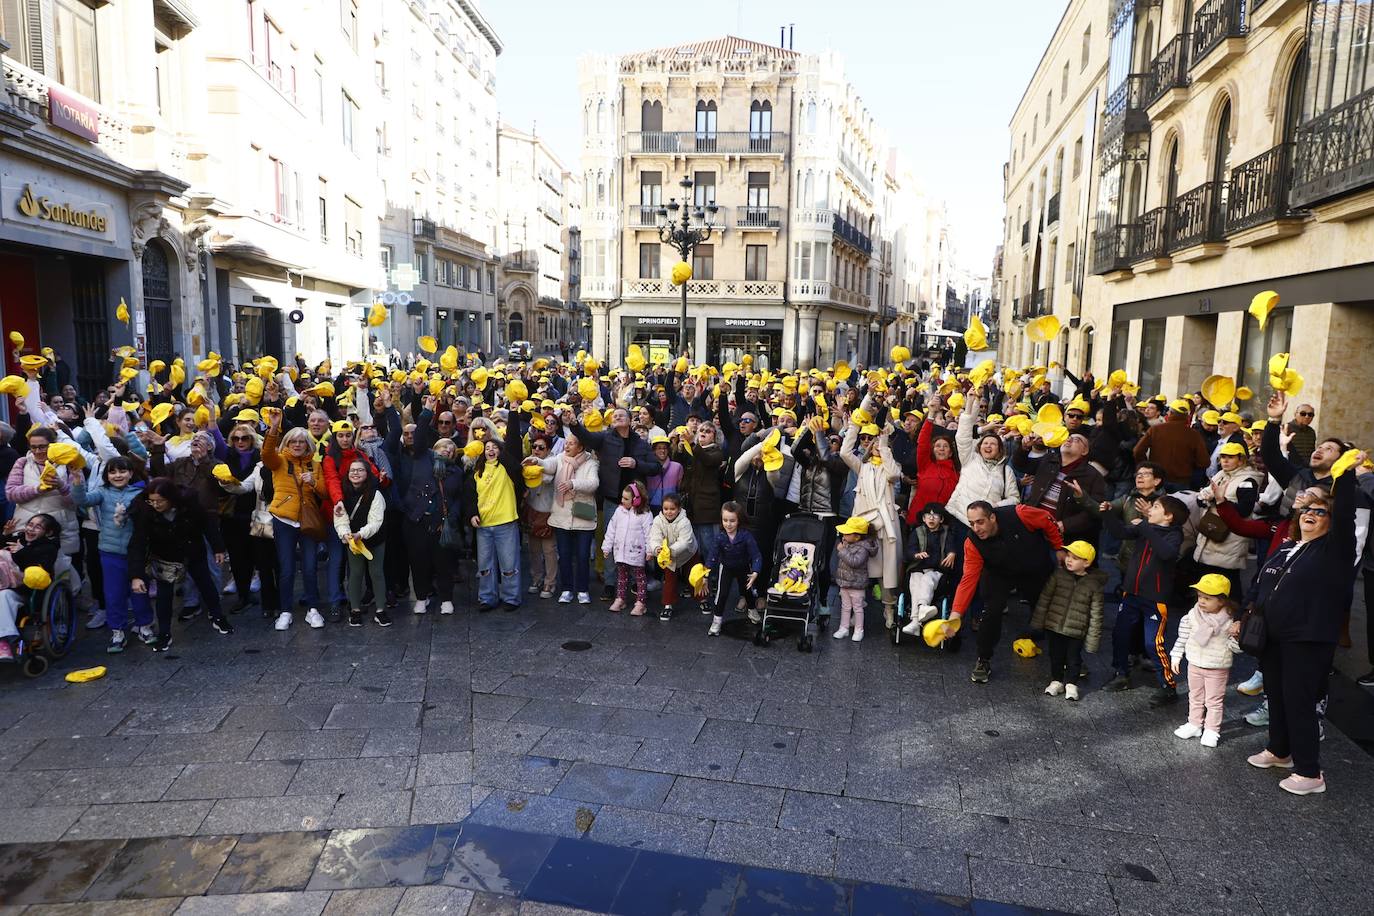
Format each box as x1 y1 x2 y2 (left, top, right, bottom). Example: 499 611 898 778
1163 315 1218 398
796 304 820 370
1287 302 1374 447
588 302 610 364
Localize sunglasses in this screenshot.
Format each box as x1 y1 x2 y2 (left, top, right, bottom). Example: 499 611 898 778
1066 412 1084 420
230 435 252 442
858 435 875 442
740 417 757 424
1298 412 1314 417
1300 507 1329 518
438 419 455 425
360 424 375 431
532 444 548 451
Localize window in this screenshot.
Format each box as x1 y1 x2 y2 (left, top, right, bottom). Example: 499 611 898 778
487 268 496 293
314 61 325 123
343 196 362 256
745 245 767 281
793 241 812 281
1045 91 1052 124
749 99 773 151
693 171 716 208
747 171 769 207
639 171 661 224
416 248 428 282
1061 62 1069 100
638 243 660 279
154 35 174 115
595 99 605 133
1081 25 1091 71
341 0 358 52
1064 242 1075 283
317 178 328 241
1137 318 1166 397
806 100 817 133
1239 309 1294 395
53 0 100 100
692 244 714 281
640 99 662 131
814 241 828 282
1032 114 1037 144
1305 1 1374 120
694 99 717 151
380 244 394 271
271 158 288 219
1072 137 1083 178
340 91 357 151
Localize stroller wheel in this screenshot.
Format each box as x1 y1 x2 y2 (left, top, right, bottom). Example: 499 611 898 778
22 654 48 678
754 625 769 647
798 635 813 653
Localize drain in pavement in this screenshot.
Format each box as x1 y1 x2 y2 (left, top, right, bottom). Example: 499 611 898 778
562 640 593 651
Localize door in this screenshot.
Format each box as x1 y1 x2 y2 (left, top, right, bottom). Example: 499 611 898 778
70 259 109 398
0 253 40 379
141 244 175 364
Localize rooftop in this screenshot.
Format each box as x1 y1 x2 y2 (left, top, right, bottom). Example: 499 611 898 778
622 35 800 62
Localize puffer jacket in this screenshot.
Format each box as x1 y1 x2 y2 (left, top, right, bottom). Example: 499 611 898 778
1170 606 1241 670
647 509 698 571
792 427 847 518
71 479 146 555
947 409 1019 522
1193 465 1264 569
260 429 326 523
603 506 653 566
834 536 878 588
678 442 725 524
1029 567 1106 651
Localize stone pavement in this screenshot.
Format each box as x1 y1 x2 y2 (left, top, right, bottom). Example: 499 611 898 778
1 586 1373 916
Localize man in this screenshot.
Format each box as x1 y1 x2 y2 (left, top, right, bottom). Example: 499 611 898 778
1206 411 1247 476
1024 433 1107 546
1196 409 1221 457
1132 399 1210 489
950 500 1064 684
1287 404 1317 467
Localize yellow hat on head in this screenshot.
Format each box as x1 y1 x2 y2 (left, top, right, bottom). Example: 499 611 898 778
1218 441 1247 457
835 516 870 536
1169 398 1192 414
237 409 261 424
1249 420 1268 434
1064 541 1096 564
1191 573 1232 597
860 424 880 437
331 420 354 435
20 354 47 371
1201 410 1220 425
245 376 265 404
851 407 872 427
1220 411 1243 424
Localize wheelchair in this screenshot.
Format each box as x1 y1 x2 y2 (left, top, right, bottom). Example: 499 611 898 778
12 569 78 678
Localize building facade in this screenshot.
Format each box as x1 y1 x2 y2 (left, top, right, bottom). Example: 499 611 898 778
578 37 919 370
1004 0 1374 447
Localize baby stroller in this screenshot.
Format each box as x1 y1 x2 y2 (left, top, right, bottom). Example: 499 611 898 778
756 513 827 653
12 568 78 678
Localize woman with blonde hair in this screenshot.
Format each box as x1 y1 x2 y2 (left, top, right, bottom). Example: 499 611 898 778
839 405 903 629
261 413 327 630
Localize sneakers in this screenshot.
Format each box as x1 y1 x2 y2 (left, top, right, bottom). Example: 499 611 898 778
577 592 592 605
1245 700 1270 727
136 625 157 645
477 604 497 613
439 601 455 615
1149 688 1179 707
914 604 940 625
250 573 260 593
210 616 234 635
304 608 325 629
0 640 12 662
900 620 922 636
107 629 126 654
86 608 107 630
501 602 519 613
413 598 429 615
1279 774 1326 795
348 609 364 628
151 633 173 653
1104 674 1132 691
274 612 293 631
971 659 991 684
539 590 554 600
630 602 647 617
528 584 540 595
1200 730 1220 748
177 605 201 623
1357 669 1374 688
1246 749 1294 769
609 598 625 613
851 628 864 642
708 616 722 636
558 591 573 604
373 609 393 628
1174 722 1204 740
328 605 344 623
223 580 238 595
1237 670 1265 696
1045 681 1064 697
747 608 762 624
833 626 851 640
659 605 674 621
1064 683 1080 701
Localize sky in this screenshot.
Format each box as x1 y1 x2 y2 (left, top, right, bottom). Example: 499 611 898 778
484 0 1062 275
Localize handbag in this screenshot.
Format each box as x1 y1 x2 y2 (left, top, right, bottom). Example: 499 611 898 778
1196 508 1229 543
1237 605 1266 656
437 476 460 549
149 557 187 584
294 465 329 541
525 507 553 540
571 500 597 522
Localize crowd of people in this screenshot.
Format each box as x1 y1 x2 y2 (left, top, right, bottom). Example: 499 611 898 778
0 336 1369 797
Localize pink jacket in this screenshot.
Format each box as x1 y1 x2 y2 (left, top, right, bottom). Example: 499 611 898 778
602 505 653 566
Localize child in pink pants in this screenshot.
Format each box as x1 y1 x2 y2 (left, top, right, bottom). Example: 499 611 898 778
832 516 877 642
1170 574 1242 749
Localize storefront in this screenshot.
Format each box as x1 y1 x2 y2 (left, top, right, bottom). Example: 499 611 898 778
707 318 783 371
621 315 696 365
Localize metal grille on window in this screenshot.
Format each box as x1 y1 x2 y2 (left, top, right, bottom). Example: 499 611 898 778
70 259 108 399
142 244 175 364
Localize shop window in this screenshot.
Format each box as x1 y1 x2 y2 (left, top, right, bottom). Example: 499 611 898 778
1137 318 1166 397
1238 309 1293 396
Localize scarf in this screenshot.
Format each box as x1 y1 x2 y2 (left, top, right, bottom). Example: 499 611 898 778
554 450 590 506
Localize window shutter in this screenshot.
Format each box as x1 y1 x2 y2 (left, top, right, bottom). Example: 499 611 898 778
27 0 45 73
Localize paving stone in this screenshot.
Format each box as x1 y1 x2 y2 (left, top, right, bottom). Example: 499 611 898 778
292 684 388 706
661 690 761 722
364 728 425 757
410 784 473 824
661 776 784 827
220 705 333 733
325 703 423 730
176 891 332 915
778 789 903 841
135 732 264 766
845 760 962 810
509 698 613 732
18 900 183 915
584 805 715 857
38 765 183 806
86 835 238 899
693 719 801 754
834 837 972 896
208 830 330 895
326 791 415 829
1021 819 1174 880
599 708 705 741
529 728 642 766
465 789 599 838
733 749 846 795
307 824 457 890
415 726 469 754
391 885 475 915
490 675 594 701
628 739 741 780
415 751 474 786
552 762 675 810
0 837 124 904
706 821 837 876
115 707 232 735
5 708 131 739
0 805 88 842
15 736 153 771
575 682 672 711
1109 875 1266 916
64 800 213 839
471 751 571 794
163 761 299 800
198 795 337 835
470 693 530 722
287 756 413 796
754 700 854 734
319 888 406 916
901 806 1034 862
968 856 1118 916
251 730 368 760
472 720 551 756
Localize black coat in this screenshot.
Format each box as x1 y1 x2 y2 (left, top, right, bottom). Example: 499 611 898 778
571 423 661 505
127 497 224 574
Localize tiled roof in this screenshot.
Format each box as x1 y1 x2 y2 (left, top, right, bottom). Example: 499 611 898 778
622 35 799 62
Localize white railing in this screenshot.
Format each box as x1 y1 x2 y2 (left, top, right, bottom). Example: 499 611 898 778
793 207 835 227
790 279 832 300
582 278 619 297
3 59 130 159
624 279 784 300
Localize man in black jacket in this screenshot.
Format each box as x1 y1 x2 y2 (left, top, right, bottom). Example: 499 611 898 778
571 408 662 599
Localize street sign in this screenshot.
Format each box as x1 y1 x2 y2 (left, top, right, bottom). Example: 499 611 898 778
382 291 398 306
391 264 417 292
396 292 412 306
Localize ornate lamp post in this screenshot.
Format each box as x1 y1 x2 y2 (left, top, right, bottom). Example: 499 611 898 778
656 175 719 360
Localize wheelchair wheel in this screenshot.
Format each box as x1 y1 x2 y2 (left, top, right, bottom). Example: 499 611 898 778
42 580 77 659
22 653 48 678
798 634 813 653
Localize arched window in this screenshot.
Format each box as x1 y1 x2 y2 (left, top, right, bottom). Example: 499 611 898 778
1281 48 1307 144
595 100 605 133
806 100 817 133
509 311 524 343
1212 98 1233 213
820 173 830 208
1052 148 1064 195
583 105 590 136
641 99 662 131
695 100 717 151
803 170 814 207
596 170 605 205
1164 138 1179 206
749 99 773 151
142 242 175 364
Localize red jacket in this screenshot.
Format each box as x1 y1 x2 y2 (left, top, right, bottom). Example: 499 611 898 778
952 505 1063 615
906 420 959 524
321 446 383 509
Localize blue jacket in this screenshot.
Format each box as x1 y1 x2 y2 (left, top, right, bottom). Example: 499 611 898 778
71 479 146 555
706 528 763 574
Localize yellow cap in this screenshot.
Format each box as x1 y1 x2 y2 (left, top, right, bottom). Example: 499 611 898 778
463 440 483 459
1064 541 1096 563
23 566 51 590
1169 398 1191 413
522 464 545 487
1191 573 1232 596
688 562 710 589
1012 637 1041 658
1201 410 1221 425
835 516 870 536
1218 441 1247 457
1220 411 1243 424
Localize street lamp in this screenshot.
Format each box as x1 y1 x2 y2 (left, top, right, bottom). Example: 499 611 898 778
657 175 718 360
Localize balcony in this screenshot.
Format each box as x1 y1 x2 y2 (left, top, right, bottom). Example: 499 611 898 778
1291 88 1374 211
1047 193 1061 226
624 278 784 300
502 253 537 273
1225 143 1303 241
413 218 437 240
792 207 835 228
1125 207 1170 266
627 131 786 156
627 204 660 228
2 59 131 160
1144 34 1191 115
1090 225 1133 275
1191 0 1248 80
838 147 875 197
1103 75 1151 142
789 279 833 302
1166 182 1226 257
832 213 873 255
736 205 782 230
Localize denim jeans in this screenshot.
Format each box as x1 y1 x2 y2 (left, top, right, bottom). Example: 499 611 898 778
180 540 221 607
476 521 521 607
273 517 321 611
101 551 152 632
554 527 594 594
324 534 347 608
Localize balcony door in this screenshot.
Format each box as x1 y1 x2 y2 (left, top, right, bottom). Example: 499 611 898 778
695 100 717 152
1211 99 1233 223
641 100 663 152
639 171 661 226
749 100 773 152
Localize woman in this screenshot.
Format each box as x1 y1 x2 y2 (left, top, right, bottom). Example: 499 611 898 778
461 414 526 613
220 423 264 613
261 414 327 631
523 434 558 599
839 415 902 628
529 429 599 605
645 435 684 514
1245 394 1362 795
5 427 79 559
128 478 232 652
905 411 960 526
1192 442 1264 601
333 458 389 628
678 423 725 566
320 419 383 620
946 395 1019 525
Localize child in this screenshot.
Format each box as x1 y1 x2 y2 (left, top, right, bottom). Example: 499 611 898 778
0 513 62 662
71 458 155 652
701 501 762 637
1170 574 1242 748
833 515 878 641
647 492 697 621
900 502 962 636
603 482 654 615
1030 540 1106 700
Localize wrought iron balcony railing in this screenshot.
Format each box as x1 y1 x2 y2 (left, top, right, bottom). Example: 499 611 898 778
736 205 782 229
1143 34 1190 108
832 213 873 255
1191 0 1248 67
413 218 437 240
1126 207 1169 262
1090 225 1133 274
1226 143 1296 233
1167 182 1224 250
1047 193 1061 226
1103 74 1151 139
1291 88 1374 208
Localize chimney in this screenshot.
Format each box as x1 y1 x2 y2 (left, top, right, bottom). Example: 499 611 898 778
789 24 794 49
779 25 785 47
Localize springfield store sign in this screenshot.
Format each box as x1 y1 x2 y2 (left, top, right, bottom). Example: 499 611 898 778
2 180 117 242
